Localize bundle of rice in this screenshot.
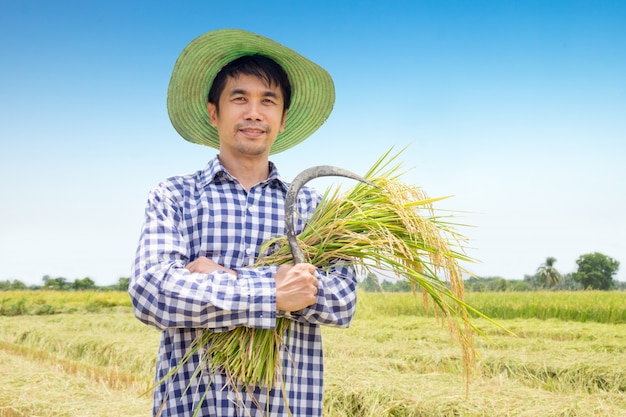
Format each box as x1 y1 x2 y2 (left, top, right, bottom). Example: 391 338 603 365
154 148 502 413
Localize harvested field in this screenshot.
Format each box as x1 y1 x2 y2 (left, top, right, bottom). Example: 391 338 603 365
0 291 624 416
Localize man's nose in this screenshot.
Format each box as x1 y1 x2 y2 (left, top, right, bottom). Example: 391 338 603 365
245 102 263 121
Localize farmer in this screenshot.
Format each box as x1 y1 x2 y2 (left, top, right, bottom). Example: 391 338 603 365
129 29 358 416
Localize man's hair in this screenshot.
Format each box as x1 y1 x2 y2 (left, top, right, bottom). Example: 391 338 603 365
208 54 292 113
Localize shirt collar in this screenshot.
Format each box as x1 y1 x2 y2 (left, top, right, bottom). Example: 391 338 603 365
200 156 288 192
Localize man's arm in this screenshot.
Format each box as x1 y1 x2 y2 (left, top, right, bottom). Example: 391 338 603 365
187 257 319 312
187 255 357 328
128 186 279 332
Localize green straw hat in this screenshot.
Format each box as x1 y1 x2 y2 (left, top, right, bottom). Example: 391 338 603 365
167 28 335 154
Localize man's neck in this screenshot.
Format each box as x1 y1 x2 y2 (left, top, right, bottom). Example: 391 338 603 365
218 153 270 191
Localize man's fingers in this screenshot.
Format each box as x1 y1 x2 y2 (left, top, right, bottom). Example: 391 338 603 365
185 257 236 275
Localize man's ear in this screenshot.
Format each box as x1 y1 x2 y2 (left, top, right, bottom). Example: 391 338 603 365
279 110 287 132
207 102 218 127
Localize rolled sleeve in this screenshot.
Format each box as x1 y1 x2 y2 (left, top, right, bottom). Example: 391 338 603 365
234 265 279 329
292 261 358 328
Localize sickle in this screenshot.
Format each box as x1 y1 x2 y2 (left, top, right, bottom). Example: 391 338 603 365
285 166 376 264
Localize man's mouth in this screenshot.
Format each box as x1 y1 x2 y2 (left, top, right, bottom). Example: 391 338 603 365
238 124 267 137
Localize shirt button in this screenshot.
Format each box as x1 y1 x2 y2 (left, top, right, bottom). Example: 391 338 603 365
245 248 252 255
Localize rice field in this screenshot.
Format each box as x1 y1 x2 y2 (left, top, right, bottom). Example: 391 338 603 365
0 290 625 416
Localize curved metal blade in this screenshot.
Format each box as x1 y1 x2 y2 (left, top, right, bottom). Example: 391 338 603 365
284 166 376 264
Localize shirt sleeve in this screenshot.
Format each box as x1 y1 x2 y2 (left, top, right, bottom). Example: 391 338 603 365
279 261 358 328
128 185 278 332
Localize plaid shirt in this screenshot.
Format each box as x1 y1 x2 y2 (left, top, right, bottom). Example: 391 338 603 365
129 157 357 417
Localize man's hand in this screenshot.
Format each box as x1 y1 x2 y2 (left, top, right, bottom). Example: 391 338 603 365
185 256 237 275
275 263 318 312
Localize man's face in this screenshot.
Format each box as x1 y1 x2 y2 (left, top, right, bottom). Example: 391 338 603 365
207 73 287 158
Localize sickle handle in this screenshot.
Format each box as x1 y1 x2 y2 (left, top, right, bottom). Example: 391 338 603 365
285 166 375 264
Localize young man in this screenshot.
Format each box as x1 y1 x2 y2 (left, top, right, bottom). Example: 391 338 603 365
129 29 357 416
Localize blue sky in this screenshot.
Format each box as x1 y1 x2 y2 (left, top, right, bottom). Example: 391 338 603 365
1 0 624 285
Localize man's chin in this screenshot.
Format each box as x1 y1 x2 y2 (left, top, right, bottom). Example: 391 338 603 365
236 137 278 155
236 143 270 157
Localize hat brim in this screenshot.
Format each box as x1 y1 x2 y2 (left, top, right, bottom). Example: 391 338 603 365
167 29 335 155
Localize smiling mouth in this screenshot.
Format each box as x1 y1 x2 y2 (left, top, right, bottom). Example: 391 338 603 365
241 128 265 134
238 124 268 137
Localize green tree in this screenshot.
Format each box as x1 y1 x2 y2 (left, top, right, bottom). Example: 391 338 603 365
551 273 583 291
73 277 96 291
508 280 532 291
465 276 512 292
523 274 541 290
10 280 27 290
358 272 381 292
536 257 562 288
571 252 619 290
381 279 412 292
463 277 485 292
486 277 508 291
117 277 130 291
43 276 70 290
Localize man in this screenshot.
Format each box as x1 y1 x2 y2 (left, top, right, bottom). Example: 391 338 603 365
129 29 357 416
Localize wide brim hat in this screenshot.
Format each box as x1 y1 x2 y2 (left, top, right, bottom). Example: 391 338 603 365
167 29 335 154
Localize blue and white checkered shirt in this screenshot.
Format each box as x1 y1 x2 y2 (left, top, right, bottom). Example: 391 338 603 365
129 157 358 416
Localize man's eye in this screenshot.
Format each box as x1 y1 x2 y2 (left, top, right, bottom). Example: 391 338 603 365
232 97 246 102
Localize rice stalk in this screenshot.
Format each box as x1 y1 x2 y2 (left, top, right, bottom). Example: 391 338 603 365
155 147 509 414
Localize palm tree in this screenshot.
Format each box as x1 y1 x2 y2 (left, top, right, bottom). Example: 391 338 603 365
536 257 562 288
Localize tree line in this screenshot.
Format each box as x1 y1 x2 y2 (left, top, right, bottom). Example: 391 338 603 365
360 252 624 292
0 252 622 292
0 276 130 291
